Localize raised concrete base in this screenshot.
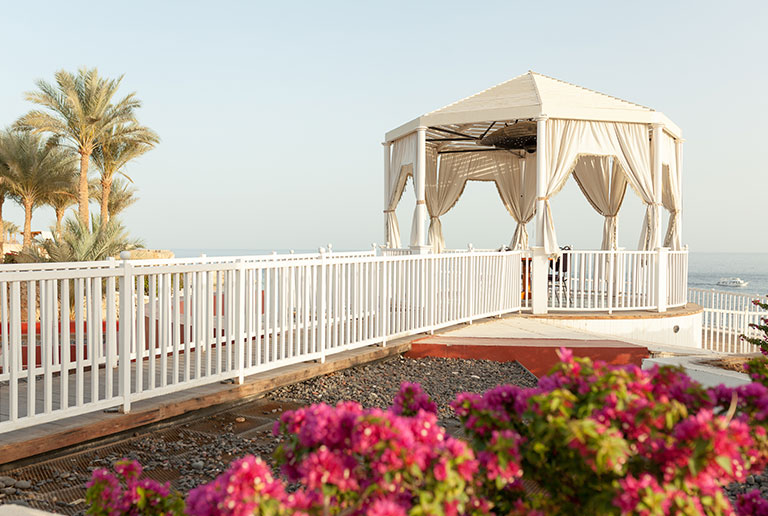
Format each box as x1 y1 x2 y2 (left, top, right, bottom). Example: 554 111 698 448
407 336 649 378
526 304 703 350
643 355 751 388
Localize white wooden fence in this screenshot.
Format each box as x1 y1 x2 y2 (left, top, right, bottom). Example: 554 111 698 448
537 249 688 312
689 288 767 354
0 251 520 432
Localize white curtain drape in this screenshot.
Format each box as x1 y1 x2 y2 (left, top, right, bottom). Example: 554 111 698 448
426 150 537 252
572 155 627 250
385 134 416 248
494 153 537 249
613 124 656 251
541 120 584 254
425 147 468 253
540 119 654 254
660 133 682 250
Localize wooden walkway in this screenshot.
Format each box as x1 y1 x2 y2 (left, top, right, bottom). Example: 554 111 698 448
0 339 411 466
1 338 338 421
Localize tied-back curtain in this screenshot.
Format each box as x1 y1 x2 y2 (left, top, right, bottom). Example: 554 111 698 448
541 119 583 254
385 134 416 248
426 150 497 252
660 133 682 250
540 120 653 254
425 147 466 253
572 155 627 250
494 153 537 249
611 123 655 250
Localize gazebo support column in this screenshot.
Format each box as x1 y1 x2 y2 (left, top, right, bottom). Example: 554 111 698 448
651 123 664 250
532 115 548 314
410 126 429 254
676 138 684 246
382 142 391 247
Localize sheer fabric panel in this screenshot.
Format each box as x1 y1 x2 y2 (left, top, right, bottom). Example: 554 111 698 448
573 155 627 250
385 134 416 248
660 133 682 250
494 153 537 250
540 120 654 254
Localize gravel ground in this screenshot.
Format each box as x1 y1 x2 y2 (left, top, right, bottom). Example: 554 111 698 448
726 470 768 507
0 355 537 515
267 355 538 419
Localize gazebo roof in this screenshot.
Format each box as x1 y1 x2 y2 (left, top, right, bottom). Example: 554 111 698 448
386 71 681 142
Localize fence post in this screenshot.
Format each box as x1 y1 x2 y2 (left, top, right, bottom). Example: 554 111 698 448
319 248 327 363
379 255 388 347
468 244 475 324
119 252 134 413
607 252 614 314
531 246 548 314
235 259 246 384
655 248 668 313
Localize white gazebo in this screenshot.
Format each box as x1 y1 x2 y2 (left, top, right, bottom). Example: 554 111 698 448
382 71 688 318
383 70 683 256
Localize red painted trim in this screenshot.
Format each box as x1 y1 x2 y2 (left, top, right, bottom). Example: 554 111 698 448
406 341 649 378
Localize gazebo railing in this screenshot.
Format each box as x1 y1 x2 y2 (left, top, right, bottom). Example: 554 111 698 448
667 250 689 307
544 248 687 312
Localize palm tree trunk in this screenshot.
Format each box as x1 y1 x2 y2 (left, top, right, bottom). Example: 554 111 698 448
23 199 33 248
78 152 90 224
55 208 64 238
100 176 112 229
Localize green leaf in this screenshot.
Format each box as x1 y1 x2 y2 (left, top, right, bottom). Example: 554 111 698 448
715 455 733 475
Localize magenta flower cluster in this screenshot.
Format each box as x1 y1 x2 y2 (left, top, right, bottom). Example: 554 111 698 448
85 458 184 515
390 381 438 417
185 396 484 515
86 352 768 515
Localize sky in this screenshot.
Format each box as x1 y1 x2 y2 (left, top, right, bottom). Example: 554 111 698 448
0 0 766 253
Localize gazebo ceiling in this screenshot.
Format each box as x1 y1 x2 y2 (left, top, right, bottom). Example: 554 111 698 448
426 120 537 155
387 71 681 143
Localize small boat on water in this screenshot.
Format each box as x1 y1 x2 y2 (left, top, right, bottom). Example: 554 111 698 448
717 277 749 287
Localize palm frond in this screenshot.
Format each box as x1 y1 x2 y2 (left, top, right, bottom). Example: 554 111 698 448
26 214 143 262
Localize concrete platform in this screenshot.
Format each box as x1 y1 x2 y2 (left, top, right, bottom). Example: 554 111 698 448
406 316 650 377
523 304 703 350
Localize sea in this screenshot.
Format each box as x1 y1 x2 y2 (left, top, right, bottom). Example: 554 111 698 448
688 253 768 297
172 249 768 298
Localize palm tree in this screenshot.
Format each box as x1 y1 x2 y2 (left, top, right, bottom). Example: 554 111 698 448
48 189 77 237
0 153 15 252
0 131 77 247
22 214 143 262
90 176 139 219
14 67 143 223
2 220 20 243
92 124 157 227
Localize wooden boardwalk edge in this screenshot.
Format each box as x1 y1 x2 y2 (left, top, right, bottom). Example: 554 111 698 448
0 340 411 466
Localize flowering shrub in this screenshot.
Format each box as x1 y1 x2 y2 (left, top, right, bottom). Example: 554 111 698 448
737 488 768 516
87 354 768 515
453 348 768 515
743 295 768 389
390 381 438 417
743 296 768 356
85 459 185 515
186 399 484 515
